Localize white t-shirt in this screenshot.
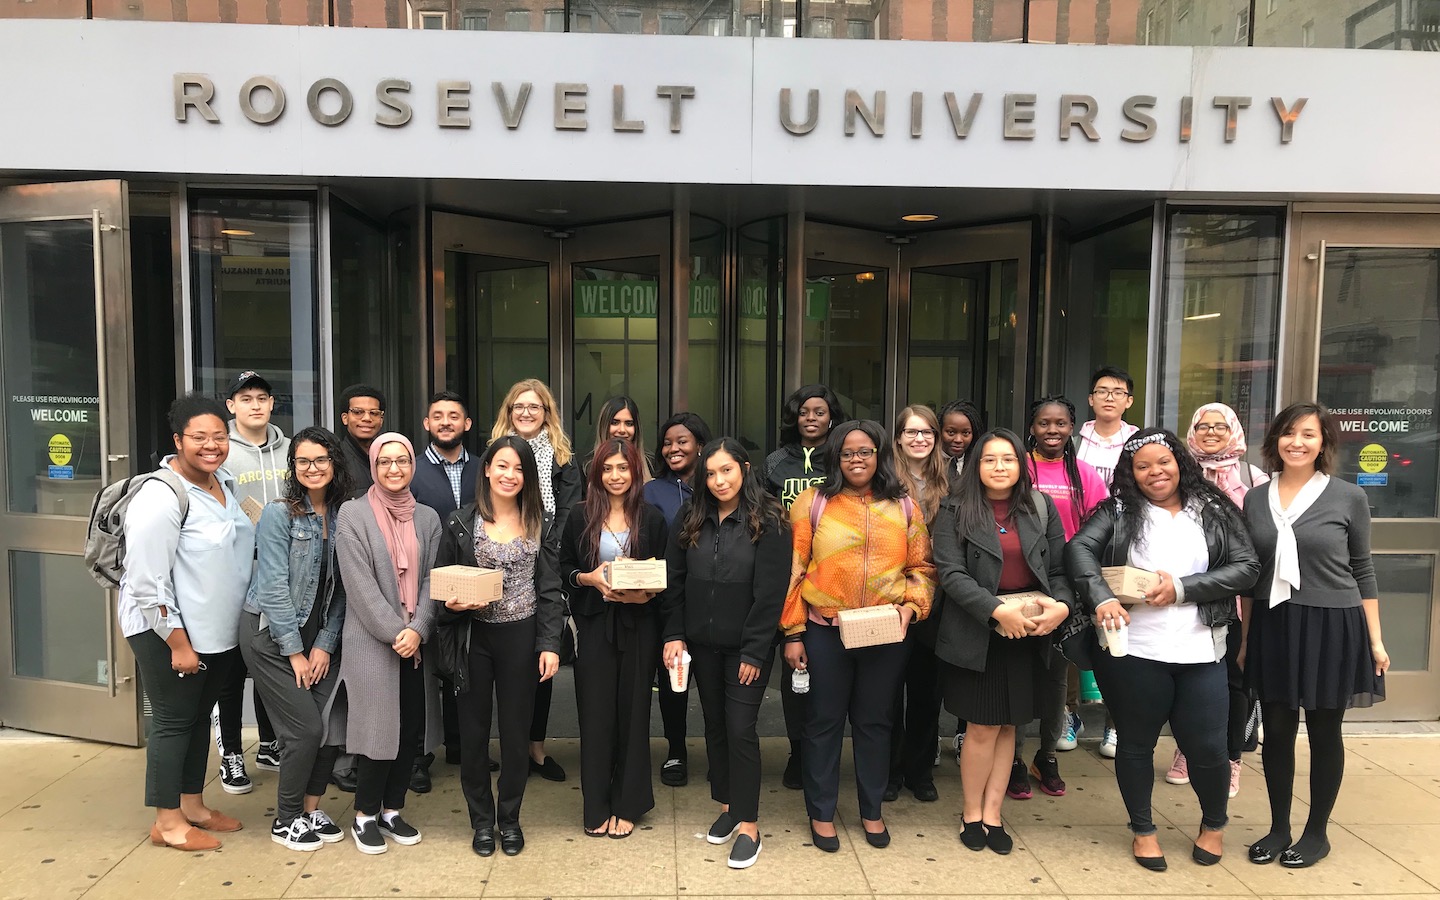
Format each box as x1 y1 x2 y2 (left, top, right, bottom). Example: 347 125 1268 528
1076 420 1140 487
1124 502 1217 665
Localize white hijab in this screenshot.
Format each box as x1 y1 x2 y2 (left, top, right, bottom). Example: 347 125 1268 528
1267 471 1330 607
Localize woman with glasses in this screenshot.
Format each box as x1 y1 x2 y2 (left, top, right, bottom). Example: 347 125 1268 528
119 394 255 851
887 405 947 803
489 379 579 782
240 427 353 852
331 433 443 854
781 420 935 853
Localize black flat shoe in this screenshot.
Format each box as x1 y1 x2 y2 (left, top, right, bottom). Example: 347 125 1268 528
864 826 890 849
1247 833 1291 864
1134 853 1168 871
1280 838 1329 868
408 762 432 794
810 825 840 853
960 820 986 851
528 756 566 782
1192 843 1222 866
500 826 525 856
984 822 1013 855
908 781 939 802
472 827 495 857
782 754 803 790
882 779 901 802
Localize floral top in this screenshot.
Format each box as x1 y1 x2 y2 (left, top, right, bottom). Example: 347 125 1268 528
473 517 539 625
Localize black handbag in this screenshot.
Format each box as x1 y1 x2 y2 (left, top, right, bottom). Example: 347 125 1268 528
1053 601 1098 671
433 617 470 696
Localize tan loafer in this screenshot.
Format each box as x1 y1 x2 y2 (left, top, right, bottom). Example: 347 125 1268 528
188 810 243 832
150 823 222 851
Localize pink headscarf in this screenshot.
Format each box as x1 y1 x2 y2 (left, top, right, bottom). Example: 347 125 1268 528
367 433 420 620
1186 403 1257 504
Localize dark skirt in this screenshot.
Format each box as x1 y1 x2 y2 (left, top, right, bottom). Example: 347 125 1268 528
1248 601 1384 711
939 631 1046 727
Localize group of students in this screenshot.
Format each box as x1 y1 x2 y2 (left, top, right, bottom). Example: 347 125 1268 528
118 365 1388 874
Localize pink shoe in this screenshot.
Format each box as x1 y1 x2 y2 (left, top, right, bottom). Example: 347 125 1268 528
1165 750 1189 785
1228 758 1242 798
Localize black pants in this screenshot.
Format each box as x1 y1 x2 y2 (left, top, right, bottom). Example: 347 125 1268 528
1260 703 1347 842
530 677 553 743
574 610 656 830
888 634 941 787
780 663 807 750
693 642 773 822
129 631 238 809
801 623 908 822
655 653 690 761
1092 650 1229 834
355 658 426 816
459 616 540 830
215 647 275 753
1224 622 1249 761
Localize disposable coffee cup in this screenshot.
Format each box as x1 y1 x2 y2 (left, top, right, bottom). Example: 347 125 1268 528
668 650 692 691
1104 620 1129 658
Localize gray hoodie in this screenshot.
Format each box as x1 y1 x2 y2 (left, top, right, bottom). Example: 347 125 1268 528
226 420 291 506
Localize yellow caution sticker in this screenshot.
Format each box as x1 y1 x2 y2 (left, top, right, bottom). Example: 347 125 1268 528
1358 443 1387 474
48 434 72 466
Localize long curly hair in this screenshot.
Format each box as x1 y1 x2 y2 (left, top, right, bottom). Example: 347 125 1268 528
677 438 787 548
1103 427 1247 545
818 420 905 501
578 438 650 566
892 405 947 522
951 428 1037 537
283 427 355 516
1025 395 1086 515
779 384 850 448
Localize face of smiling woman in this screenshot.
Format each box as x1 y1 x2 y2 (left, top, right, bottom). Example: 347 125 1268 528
839 430 878 490
172 413 229 481
486 446 525 501
1132 443 1181 507
375 441 415 493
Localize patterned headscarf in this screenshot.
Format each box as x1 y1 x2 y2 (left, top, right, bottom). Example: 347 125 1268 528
1186 403 1249 502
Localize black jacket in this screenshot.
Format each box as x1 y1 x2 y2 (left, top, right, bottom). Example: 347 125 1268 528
340 432 373 497
480 438 581 539
559 501 670 619
931 493 1074 673
659 505 791 668
410 448 481 520
1064 499 1260 629
433 503 563 695
763 444 827 510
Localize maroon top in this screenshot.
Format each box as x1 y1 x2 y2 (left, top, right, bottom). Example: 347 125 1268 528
992 497 1038 592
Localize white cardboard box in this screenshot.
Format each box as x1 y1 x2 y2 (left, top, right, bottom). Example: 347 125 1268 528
607 558 668 591
431 565 504 606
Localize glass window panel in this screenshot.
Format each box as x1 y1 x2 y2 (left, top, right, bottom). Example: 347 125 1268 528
1250 0 1439 49
802 260 886 422
420 11 447 28
544 7 565 30
983 259 1020 429
462 12 489 29
9 551 107 685
190 194 319 436
687 217 724 435
1318 246 1440 519
505 8 530 29
88 0 324 23
1158 210 1281 456
1130 0 1251 47
572 258 660 458
660 12 686 32
446 252 549 429
1374 554 1434 671
737 218 785 457
908 265 984 412
1 220 102 515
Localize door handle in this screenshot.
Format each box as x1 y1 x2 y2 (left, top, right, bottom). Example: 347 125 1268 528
107 454 129 462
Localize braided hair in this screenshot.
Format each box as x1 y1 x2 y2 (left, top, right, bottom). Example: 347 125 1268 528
938 398 986 467
1025 395 1085 515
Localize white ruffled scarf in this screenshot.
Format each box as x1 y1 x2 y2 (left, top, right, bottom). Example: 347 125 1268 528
1267 471 1330 607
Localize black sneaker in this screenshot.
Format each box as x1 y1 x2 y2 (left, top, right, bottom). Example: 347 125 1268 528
377 813 422 845
218 752 253 795
728 833 762 869
707 810 739 844
272 816 322 852
307 809 345 843
255 740 281 772
352 818 387 855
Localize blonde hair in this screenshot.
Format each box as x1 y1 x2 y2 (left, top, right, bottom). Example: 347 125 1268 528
490 379 572 467
893 404 947 522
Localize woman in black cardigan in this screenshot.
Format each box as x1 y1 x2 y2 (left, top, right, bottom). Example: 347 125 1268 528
559 438 670 839
931 428 1073 857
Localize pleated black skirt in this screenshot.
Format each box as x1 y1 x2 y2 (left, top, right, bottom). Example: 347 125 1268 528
939 632 1046 727
1248 600 1385 711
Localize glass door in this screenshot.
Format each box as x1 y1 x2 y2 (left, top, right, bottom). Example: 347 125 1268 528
0 180 141 744
802 223 896 424
1287 209 1440 720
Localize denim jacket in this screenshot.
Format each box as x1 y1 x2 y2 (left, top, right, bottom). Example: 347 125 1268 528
243 496 346 656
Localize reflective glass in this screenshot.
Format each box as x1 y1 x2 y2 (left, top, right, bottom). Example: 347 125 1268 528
1374 554 1434 671
802 260 887 422
737 218 785 456
1252 0 1438 50
572 257 660 458
10 551 108 685
908 265 984 412
687 217 724 436
446 252 550 427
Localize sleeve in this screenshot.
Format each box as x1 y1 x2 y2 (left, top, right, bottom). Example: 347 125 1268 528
639 509 670 609
1348 486 1379 599
779 488 816 636
409 514 441 642
659 525 689 644
742 521 791 667
533 529 564 654
122 479 184 634
1064 504 1121 614
1175 505 1261 604
551 461 582 538
334 503 411 643
1040 494 1077 610
1251 466 1271 488
900 502 936 622
250 502 305 656
1079 461 1110 513
930 502 1001 626
317 539 347 654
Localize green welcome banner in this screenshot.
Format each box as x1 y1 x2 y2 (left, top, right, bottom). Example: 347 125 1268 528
574 278 828 319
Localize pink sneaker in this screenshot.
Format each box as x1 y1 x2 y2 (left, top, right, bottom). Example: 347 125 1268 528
1164 750 1189 785
1228 758 1242 798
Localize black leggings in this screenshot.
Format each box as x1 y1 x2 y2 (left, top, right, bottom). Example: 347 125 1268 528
1259 703 1346 844
355 659 427 816
655 654 690 761
216 650 275 753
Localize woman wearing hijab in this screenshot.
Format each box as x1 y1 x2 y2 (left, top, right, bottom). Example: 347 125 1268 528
331 433 443 854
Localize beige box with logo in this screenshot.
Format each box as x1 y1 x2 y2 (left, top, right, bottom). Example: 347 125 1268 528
1101 566 1159 604
607 558 668 591
996 590 1051 619
431 565 505 607
836 605 904 649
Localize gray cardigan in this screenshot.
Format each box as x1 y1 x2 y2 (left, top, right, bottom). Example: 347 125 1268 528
326 497 444 760
1243 478 1378 608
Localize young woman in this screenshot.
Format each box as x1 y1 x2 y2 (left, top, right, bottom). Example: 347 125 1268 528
119 394 255 851
643 411 713 787
939 399 985 489
1066 428 1260 871
1013 396 1109 800
887 405 948 803
764 383 849 789
241 427 353 852
489 378 578 781
1242 403 1388 869
781 420 935 853
582 396 654 487
331 433 443 855
1167 402 1269 795
660 438 789 869
560 438 670 839
931 429 1072 855
435 435 563 858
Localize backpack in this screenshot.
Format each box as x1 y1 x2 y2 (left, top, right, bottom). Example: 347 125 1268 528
810 491 917 531
84 469 190 588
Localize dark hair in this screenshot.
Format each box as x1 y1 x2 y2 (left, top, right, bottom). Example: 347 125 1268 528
939 399 986 453
1089 366 1134 395
1261 402 1340 476
677 438 787 548
952 428 1037 537
579 438 650 566
593 396 642 449
1025 395 1086 515
655 412 713 475
476 434 544 542
427 390 467 416
1105 427 1247 542
168 393 228 435
819 420 904 501
284 427 355 516
779 384 849 448
340 383 387 413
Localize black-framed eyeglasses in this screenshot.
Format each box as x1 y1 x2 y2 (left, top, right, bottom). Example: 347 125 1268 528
1090 389 1131 400
1194 423 1231 435
839 448 878 461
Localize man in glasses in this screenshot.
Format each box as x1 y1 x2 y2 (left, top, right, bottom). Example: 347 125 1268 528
338 384 387 496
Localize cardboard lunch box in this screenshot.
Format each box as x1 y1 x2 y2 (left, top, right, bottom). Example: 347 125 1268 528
430 565 505 606
1101 565 1160 604
836 605 903 649
607 558 668 591
996 590 1050 619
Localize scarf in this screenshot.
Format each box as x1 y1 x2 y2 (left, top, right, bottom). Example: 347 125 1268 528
523 428 557 515
366 433 420 621
1266 471 1329 607
1187 403 1250 502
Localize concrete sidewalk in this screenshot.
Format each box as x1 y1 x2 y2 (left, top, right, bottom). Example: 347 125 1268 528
3 730 1439 900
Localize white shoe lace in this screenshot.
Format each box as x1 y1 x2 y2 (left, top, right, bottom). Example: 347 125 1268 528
285 817 315 843
1103 727 1118 746
308 810 336 830
222 753 246 780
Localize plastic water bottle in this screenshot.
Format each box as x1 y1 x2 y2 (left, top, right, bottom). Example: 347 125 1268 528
791 667 810 694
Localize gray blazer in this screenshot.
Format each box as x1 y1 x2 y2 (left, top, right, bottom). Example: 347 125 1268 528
931 493 1075 673
326 497 443 760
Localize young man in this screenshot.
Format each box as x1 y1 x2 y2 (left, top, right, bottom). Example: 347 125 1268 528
211 371 289 793
338 384 386 495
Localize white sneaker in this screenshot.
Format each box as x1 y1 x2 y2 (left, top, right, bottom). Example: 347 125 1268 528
1099 727 1118 759
1056 708 1082 752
